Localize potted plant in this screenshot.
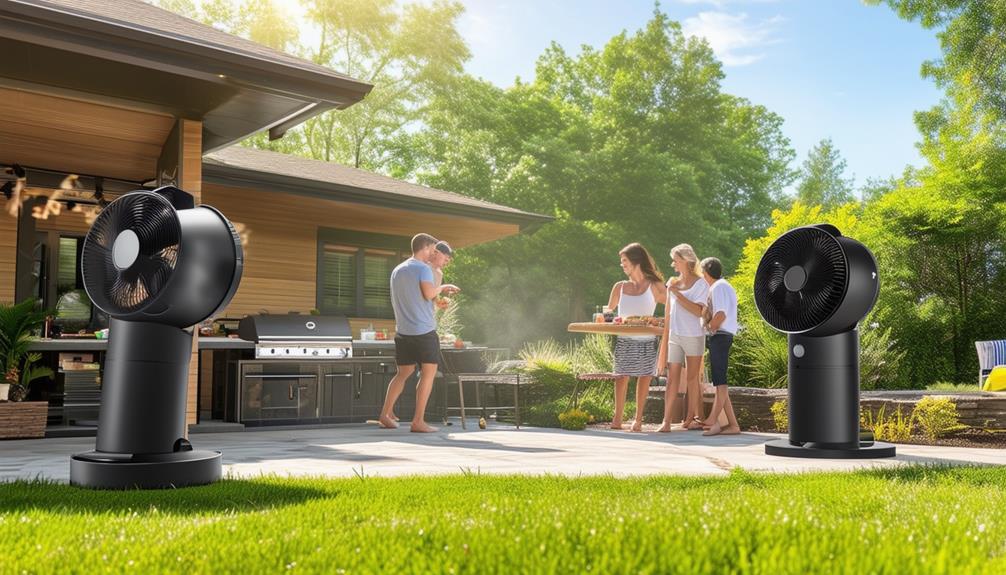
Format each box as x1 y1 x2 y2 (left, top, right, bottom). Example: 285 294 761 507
0 298 54 438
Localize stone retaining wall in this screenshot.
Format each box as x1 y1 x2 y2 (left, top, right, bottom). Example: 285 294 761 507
641 387 1006 431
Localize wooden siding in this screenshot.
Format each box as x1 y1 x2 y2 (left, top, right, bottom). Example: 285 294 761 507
0 203 16 303
202 182 520 321
0 87 174 181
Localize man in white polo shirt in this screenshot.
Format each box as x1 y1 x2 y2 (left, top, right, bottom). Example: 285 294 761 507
700 257 740 436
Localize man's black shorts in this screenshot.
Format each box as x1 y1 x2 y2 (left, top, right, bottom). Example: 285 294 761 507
707 332 734 386
394 330 441 366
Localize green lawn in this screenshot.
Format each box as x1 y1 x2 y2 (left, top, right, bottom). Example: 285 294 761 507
2 467 1005 574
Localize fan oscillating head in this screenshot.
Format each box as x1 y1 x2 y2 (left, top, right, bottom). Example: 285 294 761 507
82 191 180 316
753 224 878 336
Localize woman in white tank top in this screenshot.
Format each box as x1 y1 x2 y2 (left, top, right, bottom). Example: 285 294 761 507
605 243 666 431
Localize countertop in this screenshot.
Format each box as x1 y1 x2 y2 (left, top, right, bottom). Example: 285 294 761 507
28 337 483 352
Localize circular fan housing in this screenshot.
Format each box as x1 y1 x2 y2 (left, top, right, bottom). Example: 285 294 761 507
753 224 878 336
82 190 243 328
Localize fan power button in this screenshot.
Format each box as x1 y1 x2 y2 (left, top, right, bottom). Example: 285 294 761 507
792 344 805 358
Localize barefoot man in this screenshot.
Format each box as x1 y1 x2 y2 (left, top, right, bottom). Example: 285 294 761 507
699 257 740 436
380 233 460 432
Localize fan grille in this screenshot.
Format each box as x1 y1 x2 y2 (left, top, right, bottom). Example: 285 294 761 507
81 192 181 315
753 227 847 332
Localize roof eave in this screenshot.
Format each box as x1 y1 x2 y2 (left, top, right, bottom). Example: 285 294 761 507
202 161 553 229
1 1 373 107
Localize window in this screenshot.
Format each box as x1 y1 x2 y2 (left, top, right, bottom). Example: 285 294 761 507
317 230 410 318
320 245 357 312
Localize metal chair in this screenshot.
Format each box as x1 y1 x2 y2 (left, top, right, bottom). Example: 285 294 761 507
441 348 524 429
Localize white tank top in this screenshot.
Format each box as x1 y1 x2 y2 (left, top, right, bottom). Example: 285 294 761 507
618 282 657 340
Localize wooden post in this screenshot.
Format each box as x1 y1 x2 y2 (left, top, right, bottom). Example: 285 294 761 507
159 118 203 431
0 203 17 303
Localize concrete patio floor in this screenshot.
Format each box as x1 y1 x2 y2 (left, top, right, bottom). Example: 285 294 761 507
2 422 1004 483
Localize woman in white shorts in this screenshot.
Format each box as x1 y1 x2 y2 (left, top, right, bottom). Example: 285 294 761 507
657 243 709 432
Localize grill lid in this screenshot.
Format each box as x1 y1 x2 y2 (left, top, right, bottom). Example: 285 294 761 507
238 314 352 342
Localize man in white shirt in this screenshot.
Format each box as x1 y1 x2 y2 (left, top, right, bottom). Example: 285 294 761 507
700 257 740 436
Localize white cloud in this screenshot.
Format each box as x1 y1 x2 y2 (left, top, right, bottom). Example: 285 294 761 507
681 11 784 66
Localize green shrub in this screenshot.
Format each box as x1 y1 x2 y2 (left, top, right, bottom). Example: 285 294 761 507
577 386 615 422
571 333 613 375
912 396 963 442
862 405 913 443
735 324 788 388
770 399 788 432
558 408 591 430
859 324 907 390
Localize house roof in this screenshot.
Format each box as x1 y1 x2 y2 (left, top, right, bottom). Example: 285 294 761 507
0 0 373 150
204 147 553 229
11 0 365 90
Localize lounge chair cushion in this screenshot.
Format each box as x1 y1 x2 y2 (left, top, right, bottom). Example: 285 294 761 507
984 366 1006 392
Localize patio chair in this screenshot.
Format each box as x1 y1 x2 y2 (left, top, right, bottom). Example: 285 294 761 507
975 340 1006 388
441 349 525 430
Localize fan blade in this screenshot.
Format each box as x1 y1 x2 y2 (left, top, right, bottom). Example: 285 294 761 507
133 253 174 298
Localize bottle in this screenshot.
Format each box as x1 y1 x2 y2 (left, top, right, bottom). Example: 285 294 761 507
593 305 604 323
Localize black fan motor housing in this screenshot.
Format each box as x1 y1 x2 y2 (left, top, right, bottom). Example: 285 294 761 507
81 190 243 328
71 187 243 489
753 224 879 337
753 224 894 458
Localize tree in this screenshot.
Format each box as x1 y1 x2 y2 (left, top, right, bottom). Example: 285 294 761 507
795 138 855 210
157 0 470 170
870 0 1006 121
402 11 795 348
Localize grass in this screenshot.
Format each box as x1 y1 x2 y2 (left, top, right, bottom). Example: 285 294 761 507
3 467 1006 574
926 382 981 392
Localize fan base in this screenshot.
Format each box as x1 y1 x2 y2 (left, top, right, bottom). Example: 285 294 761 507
70 450 221 489
765 438 896 459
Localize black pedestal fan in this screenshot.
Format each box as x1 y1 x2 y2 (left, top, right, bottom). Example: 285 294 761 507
753 224 895 459
70 186 243 488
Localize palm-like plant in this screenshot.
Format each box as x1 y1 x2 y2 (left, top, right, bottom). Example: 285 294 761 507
0 298 54 401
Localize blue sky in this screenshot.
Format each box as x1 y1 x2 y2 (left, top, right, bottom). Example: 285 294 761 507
453 0 944 193
269 0 944 192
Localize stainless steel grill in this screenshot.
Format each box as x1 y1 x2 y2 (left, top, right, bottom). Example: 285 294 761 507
238 314 353 360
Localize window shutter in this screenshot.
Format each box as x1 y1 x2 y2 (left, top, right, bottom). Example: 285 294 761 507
362 249 395 316
321 244 357 312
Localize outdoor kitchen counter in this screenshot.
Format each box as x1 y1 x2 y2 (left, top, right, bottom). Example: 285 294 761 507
27 338 477 351
28 337 254 351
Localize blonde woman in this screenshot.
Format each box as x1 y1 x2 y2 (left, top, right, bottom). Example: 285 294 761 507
657 243 709 432
606 243 667 431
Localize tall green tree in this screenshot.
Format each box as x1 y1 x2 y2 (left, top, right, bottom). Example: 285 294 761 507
403 11 795 348
158 0 470 171
794 138 855 210
870 0 1006 120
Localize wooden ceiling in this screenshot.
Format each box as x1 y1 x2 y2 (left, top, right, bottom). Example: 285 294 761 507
0 86 174 181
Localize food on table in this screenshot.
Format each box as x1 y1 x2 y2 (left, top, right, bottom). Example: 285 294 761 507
621 315 664 327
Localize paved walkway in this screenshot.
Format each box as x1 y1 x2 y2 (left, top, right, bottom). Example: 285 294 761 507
2 422 1004 483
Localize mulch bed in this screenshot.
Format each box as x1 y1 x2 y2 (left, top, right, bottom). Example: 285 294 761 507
894 429 1006 449
587 423 1006 448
